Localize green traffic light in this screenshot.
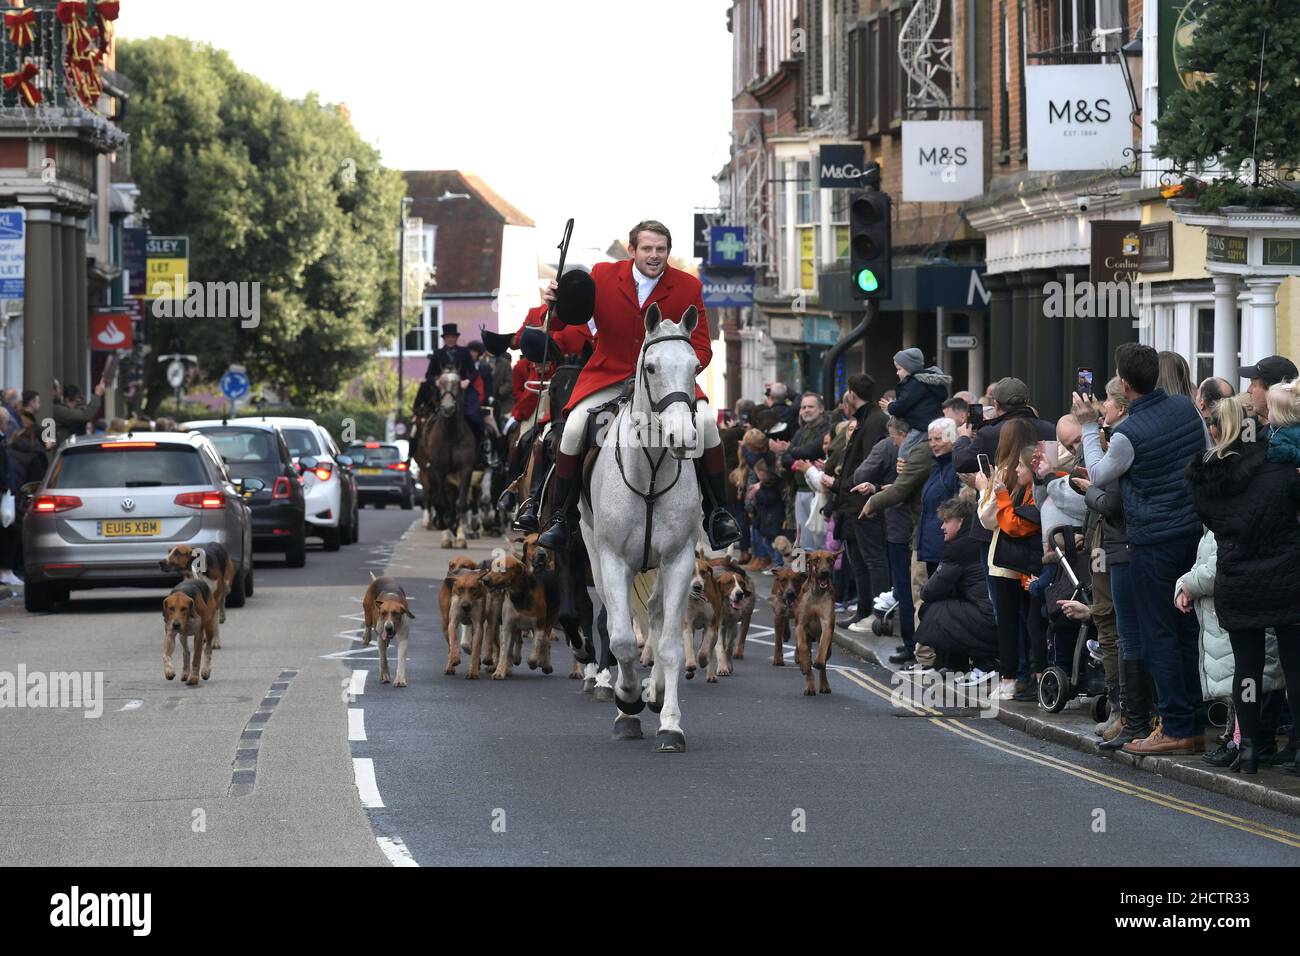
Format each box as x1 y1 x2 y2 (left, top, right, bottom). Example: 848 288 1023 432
855 268 879 293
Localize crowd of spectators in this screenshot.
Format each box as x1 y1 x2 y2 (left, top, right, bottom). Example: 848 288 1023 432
717 344 1300 771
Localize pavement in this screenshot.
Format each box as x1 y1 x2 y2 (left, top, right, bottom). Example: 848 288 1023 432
831 611 1300 820
3 509 1300 866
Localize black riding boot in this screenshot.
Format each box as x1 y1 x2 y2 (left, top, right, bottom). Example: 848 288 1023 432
537 451 581 551
512 458 549 533
1101 658 1152 751
696 446 741 550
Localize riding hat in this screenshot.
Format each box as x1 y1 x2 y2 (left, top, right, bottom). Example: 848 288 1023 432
480 328 514 356
555 269 595 327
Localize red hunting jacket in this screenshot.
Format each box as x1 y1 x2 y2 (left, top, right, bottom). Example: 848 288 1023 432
559 259 711 412
511 303 593 424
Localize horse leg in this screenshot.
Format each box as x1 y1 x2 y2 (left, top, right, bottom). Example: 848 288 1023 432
600 555 642 738
651 549 693 753
455 465 472 548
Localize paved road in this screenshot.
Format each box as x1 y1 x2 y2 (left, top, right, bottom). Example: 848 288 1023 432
3 506 1300 866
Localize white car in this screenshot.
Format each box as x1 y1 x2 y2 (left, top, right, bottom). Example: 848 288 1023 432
244 417 359 550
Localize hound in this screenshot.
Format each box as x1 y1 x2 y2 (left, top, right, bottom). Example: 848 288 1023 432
482 550 560 680
707 563 755 676
438 558 488 677
684 558 723 681
162 578 217 686
794 550 837 696
363 575 416 687
159 542 234 649
769 566 807 667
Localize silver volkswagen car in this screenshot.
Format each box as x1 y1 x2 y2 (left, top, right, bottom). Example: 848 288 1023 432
22 432 255 613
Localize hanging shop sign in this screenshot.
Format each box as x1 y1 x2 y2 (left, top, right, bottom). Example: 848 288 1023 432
901 121 984 202
1026 64 1133 171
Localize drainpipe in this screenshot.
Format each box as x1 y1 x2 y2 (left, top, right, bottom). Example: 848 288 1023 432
821 301 874 402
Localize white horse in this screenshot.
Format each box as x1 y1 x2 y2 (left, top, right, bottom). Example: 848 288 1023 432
582 303 703 753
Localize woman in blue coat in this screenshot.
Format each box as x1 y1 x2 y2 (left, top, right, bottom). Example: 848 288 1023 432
916 417 960 573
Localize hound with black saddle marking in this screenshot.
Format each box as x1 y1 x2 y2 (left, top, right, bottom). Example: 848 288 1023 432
705 562 755 676
159 542 234 649
483 550 561 680
162 578 217 685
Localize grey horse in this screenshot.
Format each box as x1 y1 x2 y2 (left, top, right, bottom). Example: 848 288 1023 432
581 303 703 753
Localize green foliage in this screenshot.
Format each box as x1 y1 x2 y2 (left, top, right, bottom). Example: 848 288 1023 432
1154 0 1300 177
1177 177 1300 210
117 38 405 413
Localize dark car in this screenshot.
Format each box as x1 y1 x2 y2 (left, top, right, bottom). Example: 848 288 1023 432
183 420 308 567
345 442 415 510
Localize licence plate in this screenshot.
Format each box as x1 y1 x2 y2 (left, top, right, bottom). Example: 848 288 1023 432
98 519 162 537
358 468 383 476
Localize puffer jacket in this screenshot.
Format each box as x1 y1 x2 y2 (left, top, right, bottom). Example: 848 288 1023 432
1187 436 1300 631
1176 530 1285 700
1267 423 1300 465
916 450 959 563
886 366 951 432
866 433 934 547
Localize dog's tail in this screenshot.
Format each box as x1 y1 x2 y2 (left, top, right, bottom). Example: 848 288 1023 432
369 571 377 581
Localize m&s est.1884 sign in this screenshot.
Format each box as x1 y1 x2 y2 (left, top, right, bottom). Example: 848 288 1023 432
1026 65 1132 171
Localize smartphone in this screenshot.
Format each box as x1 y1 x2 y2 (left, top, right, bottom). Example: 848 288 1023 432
1039 439 1060 470
1076 367 1094 398
968 402 984 426
977 453 992 477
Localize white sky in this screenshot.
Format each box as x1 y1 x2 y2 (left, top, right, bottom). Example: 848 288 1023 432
118 0 735 262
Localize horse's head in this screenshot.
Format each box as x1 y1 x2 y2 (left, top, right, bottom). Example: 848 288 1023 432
638 303 700 459
435 371 462 418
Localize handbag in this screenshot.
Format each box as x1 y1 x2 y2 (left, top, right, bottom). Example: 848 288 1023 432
805 492 828 535
0 490 13 529
991 528 1042 576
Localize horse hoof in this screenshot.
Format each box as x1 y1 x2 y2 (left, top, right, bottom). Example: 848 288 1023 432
593 685 614 703
612 716 642 740
614 691 645 716
654 730 686 753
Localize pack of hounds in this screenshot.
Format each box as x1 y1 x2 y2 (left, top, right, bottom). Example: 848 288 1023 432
153 536 842 697
368 535 843 697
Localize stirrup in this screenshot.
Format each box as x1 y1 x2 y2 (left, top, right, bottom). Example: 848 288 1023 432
512 498 540 533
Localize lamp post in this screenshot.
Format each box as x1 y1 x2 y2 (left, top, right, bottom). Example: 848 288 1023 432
397 196 412 428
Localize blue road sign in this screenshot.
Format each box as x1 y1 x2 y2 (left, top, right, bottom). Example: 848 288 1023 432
220 370 250 401
0 208 25 300
702 270 755 307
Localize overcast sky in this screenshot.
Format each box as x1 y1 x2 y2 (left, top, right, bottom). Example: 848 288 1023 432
118 0 735 262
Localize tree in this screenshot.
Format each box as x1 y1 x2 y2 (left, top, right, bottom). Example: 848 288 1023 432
116 38 405 413
1154 0 1300 181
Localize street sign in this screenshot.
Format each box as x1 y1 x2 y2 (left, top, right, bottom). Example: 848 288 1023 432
818 144 866 188
146 236 189 298
90 310 133 350
220 368 250 401
0 208 25 300
166 360 185 389
123 227 147 297
701 269 754 307
945 334 979 350
707 226 747 268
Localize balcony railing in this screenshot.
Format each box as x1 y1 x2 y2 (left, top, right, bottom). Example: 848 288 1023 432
0 0 125 148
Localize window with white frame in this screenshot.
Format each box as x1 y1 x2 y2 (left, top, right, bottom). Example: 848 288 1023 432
383 300 440 355
1194 306 1241 384
776 162 789 288
421 225 436 269
831 189 849 265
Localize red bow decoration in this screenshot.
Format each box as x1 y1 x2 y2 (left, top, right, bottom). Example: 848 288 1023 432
4 8 36 49
3 61 42 108
94 1 119 58
57 1 90 52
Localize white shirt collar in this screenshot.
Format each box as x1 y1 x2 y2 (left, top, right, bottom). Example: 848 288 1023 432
631 262 662 306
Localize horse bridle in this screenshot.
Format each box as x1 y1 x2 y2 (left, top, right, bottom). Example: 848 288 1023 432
613 331 698 572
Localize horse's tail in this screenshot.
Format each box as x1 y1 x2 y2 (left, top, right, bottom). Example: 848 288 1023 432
631 570 654 633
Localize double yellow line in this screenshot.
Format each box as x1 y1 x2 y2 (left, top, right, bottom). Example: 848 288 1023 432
837 665 1300 850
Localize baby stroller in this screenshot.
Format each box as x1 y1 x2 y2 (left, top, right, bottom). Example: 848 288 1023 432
1037 526 1109 717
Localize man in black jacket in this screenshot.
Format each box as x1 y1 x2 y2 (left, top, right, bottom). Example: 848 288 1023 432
822 374 887 624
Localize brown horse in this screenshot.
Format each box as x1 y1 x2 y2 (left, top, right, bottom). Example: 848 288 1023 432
414 371 477 548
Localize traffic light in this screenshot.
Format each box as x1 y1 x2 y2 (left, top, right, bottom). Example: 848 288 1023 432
849 190 891 299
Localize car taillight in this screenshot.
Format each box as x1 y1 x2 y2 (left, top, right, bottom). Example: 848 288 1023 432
313 466 332 481
272 476 292 499
33 494 82 513
364 442 380 448
174 491 226 510
386 462 409 471
101 441 158 449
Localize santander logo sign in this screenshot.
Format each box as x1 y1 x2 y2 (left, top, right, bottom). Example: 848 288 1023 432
89 311 133 351
96 320 126 346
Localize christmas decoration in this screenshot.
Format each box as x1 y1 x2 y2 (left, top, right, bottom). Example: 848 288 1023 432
4 8 36 49
3 60 42 107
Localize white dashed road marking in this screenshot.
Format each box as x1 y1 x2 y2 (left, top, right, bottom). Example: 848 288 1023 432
349 669 368 696
348 707 366 741
352 757 384 808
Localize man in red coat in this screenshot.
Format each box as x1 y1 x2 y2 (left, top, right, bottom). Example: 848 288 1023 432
536 220 740 551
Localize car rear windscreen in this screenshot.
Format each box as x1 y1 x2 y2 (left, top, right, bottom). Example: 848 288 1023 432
346 445 400 465
198 428 278 463
281 428 322 457
47 446 210 489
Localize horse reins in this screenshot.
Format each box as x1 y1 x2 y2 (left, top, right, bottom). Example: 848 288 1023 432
613 331 697 573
